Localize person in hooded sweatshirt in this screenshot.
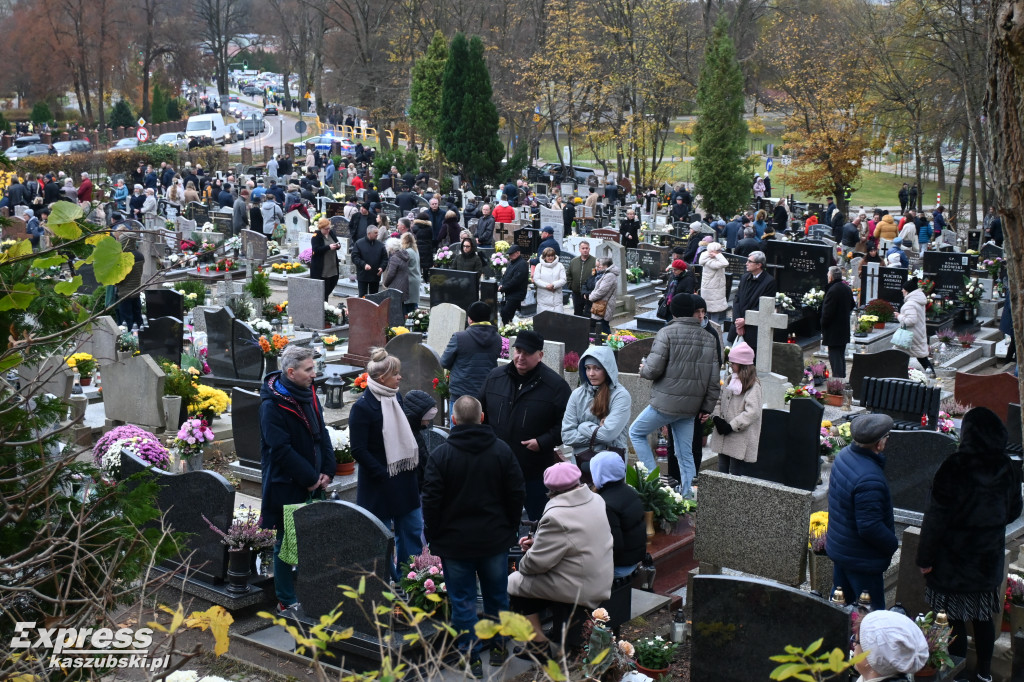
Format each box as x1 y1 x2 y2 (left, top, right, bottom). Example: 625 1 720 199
401 389 438 490
560 346 631 482
441 302 502 409
917 407 1023 682
590 450 646 579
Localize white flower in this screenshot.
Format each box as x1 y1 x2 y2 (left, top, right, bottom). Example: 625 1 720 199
166 672 200 682
327 426 349 450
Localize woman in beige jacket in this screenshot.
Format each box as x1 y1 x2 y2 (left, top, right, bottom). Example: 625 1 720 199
507 462 613 658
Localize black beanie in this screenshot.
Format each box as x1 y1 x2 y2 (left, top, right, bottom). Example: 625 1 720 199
468 301 491 323
903 278 918 292
671 293 695 318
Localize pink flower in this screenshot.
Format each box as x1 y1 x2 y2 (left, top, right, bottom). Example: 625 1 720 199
428 566 439 575
424 578 435 592
407 571 416 579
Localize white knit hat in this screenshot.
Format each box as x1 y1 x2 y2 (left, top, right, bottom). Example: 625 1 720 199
859 611 929 676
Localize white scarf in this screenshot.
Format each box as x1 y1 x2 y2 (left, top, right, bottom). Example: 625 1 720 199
367 377 419 476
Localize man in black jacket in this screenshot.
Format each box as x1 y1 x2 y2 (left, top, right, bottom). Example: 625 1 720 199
396 188 418 214
730 250 777 354
479 330 571 520
348 203 374 243
475 204 495 246
734 227 761 257
351 225 388 297
619 208 641 248
497 245 529 324
422 396 525 670
821 266 855 378
441 302 502 407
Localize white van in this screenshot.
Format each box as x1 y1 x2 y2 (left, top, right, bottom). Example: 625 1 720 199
185 113 230 145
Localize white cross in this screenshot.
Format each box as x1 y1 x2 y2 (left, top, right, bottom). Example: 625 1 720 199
744 295 789 373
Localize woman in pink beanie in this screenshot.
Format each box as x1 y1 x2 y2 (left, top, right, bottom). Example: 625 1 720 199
710 340 762 474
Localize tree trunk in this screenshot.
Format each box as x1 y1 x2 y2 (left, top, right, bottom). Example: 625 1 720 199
985 0 1024 412
934 139 946 198
951 126 968 231
913 128 923 211
969 141 978 229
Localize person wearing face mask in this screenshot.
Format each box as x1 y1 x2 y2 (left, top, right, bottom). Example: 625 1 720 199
709 340 762 475
560 346 630 482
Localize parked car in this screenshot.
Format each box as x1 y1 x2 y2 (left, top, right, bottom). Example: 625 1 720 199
242 85 261 96
12 135 42 148
108 137 139 152
228 95 239 103
154 132 189 149
264 105 279 116
238 118 264 136
307 134 354 155
52 139 92 156
5 144 54 159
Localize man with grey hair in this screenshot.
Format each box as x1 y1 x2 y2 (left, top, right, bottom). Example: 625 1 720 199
821 265 855 378
735 226 761 257
351 224 388 297
259 345 335 615
476 203 495 246
730 250 777 355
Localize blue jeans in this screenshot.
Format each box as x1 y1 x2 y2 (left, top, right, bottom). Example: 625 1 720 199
390 507 424 581
273 538 296 606
832 563 886 610
629 406 696 493
441 553 510 658
614 564 639 579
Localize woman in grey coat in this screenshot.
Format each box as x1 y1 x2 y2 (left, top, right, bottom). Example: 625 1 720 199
560 346 631 475
588 258 619 337
382 237 411 310
401 232 421 314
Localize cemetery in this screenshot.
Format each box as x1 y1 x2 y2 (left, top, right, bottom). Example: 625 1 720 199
8 144 1024 682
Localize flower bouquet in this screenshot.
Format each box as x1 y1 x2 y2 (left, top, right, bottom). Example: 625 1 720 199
171 417 215 470
865 299 896 323
499 336 510 359
857 314 879 333
203 508 275 552
93 424 171 478
494 240 511 253
214 257 238 272
406 308 429 332
324 302 345 326
776 293 795 310
983 256 1005 280
490 251 509 277
564 351 580 373
785 384 824 404
908 368 928 384
606 330 638 351
808 511 828 554
252 318 273 335
116 331 138 354
499 320 533 337
936 411 957 436
258 334 289 357
626 266 644 284
432 370 450 399
434 245 455 269
322 334 339 350
915 612 955 672
801 288 824 309
348 372 368 394
400 548 450 618
958 277 983 310
189 384 231 421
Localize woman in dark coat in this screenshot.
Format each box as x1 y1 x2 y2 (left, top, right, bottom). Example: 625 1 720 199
451 237 484 274
917 407 1023 682
590 451 646 578
413 211 435 277
820 265 855 378
1001 272 1015 363
310 218 342 302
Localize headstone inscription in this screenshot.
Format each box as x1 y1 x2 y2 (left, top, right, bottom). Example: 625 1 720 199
513 228 540 256
425 303 466 355
532 310 592 358
733 398 824 491
876 266 907 306
324 201 345 219
589 228 619 244
366 288 406 328
288 277 326 329
635 245 671 280
428 268 480 311
138 316 184 364
923 251 974 298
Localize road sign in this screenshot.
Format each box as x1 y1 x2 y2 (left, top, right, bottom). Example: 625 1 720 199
137 117 146 127
294 121 308 134
781 155 792 166
765 157 773 173
136 127 149 142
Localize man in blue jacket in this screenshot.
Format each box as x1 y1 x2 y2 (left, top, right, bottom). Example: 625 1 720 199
441 302 502 411
259 346 336 614
826 414 898 608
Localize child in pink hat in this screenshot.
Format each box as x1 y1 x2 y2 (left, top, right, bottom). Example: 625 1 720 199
710 340 763 474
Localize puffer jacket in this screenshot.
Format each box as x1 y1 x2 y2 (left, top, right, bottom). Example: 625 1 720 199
381 247 411 298
405 247 421 304
640 316 720 416
534 259 567 314
507 485 614 608
875 214 898 242
918 407 1023 593
698 250 729 313
825 443 898 573
441 323 502 399
597 480 646 568
560 346 631 454
710 380 763 462
589 265 619 321
896 288 929 358
413 218 435 271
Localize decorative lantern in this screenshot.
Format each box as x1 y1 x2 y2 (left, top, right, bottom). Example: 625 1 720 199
636 553 657 592
325 375 345 409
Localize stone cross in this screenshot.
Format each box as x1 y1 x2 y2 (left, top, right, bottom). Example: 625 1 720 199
744 295 789 373
863 261 880 302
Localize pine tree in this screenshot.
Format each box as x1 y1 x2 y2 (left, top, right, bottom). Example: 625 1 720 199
151 83 168 124
438 33 469 161
109 100 135 129
30 101 52 126
166 97 182 122
408 31 448 146
692 16 749 219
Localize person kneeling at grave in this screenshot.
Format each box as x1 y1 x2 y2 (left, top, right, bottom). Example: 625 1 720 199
710 340 762 475
506 462 613 661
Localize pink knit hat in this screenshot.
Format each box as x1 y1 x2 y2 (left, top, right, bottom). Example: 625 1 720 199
729 340 755 366
543 462 582 492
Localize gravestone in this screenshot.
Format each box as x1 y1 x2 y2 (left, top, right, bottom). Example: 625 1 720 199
540 339 565 378
533 311 592 358
539 206 563 243
770 342 805 386
425 302 466 355
78 264 101 295
954 371 1020 424
204 307 237 377
138 316 184 363
232 388 262 469
80 315 121 367
694 471 813 585
384 333 444 422
283 209 310 243
288 277 326 329
923 251 974 298
513 227 540 256
232 319 265 381
102 354 166 429
592 240 628 294
635 244 671 280
3 216 28 240
18 355 73 401
380 202 401 225
876 266 907 306
294 501 394 629
589 228 619 244
616 337 655 374
733 398 824 491
343 297 389 364
240 229 268 262
885 429 958 522
479 280 499 325
744 296 789 373
1009 403 1022 448
848 349 910 401
120 451 234 584
980 242 1004 261
324 201 345 219
144 289 185 321
763 241 832 300
366 288 406 328
427 268 480 311
691 575 849 682
893 526 931 622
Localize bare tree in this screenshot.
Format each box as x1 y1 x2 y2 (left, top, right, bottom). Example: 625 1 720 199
193 0 249 96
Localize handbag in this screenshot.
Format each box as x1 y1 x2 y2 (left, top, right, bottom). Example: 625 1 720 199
891 324 914 351
656 298 670 320
590 299 608 317
278 492 325 565
574 430 626 484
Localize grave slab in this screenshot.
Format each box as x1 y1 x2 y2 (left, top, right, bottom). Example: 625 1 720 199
102 355 166 429
533 310 592 358
366 288 406 328
288 277 326 329
425 303 466 356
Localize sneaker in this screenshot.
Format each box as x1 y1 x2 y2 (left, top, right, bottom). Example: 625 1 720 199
469 658 483 679
489 641 506 666
276 602 301 618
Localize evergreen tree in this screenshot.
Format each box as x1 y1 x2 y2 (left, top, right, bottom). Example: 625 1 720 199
30 101 52 126
438 33 469 161
408 31 448 146
692 16 749 219
0 112 9 134
109 100 135 129
451 36 504 182
151 83 168 124
166 97 182 122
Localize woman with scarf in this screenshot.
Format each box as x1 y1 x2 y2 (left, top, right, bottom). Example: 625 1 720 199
709 340 762 475
350 347 424 579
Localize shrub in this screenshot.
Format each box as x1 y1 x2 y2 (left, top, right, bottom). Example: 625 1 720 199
15 152 96 179
109 99 135 129
865 298 896 322
30 101 53 126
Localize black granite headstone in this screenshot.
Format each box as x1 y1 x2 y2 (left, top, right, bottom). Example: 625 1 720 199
733 398 823 491
691 575 849 682
232 319 264 381
764 241 833 300
636 245 671 280
885 429 958 521
428 268 480 311
616 337 655 374
366 288 407 327
533 310 592 357
380 202 401 225
513 228 540 256
876 266 907 306
205 307 237 378
324 201 345 219
78 264 100 295
120 451 234 583
145 289 185 321
657 233 689 250
923 252 974 298
232 388 262 469
479 280 499 324
980 243 1004 261
848 349 910 401
139 316 184 363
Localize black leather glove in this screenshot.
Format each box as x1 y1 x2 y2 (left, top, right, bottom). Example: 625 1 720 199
713 416 733 435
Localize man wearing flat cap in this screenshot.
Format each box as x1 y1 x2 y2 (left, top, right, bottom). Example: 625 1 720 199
826 413 898 609
479 329 571 520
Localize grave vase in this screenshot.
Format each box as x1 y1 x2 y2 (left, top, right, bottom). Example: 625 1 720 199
162 395 182 433
226 548 252 595
264 355 278 376
644 511 656 539
807 551 833 597
1010 603 1024 635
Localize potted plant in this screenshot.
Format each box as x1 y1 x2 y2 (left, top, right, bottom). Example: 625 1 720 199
329 426 354 476
322 334 339 351
823 379 844 407
807 362 828 386
632 635 679 679
65 352 96 385
935 328 957 349
116 331 138 360
807 511 832 595
957 331 975 349
914 611 954 676
958 276 982 321
626 462 695 536
203 507 276 596
857 314 878 334
1005 574 1024 634
864 298 896 326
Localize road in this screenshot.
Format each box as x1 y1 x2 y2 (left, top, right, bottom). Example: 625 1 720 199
200 85 307 156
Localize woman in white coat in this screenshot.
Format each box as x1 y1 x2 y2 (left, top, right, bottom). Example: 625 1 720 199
698 242 729 323
533 247 567 314
896 278 932 372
